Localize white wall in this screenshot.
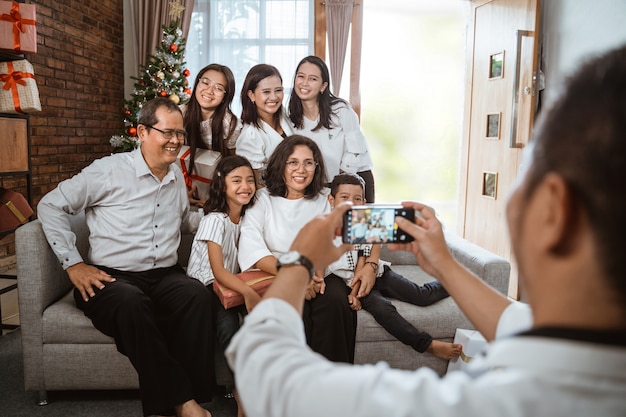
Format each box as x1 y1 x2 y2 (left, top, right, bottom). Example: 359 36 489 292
541 0 626 106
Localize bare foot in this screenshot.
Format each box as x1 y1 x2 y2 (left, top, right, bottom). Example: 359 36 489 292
426 340 463 360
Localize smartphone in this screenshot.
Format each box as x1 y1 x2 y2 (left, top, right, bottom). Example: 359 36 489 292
342 205 415 244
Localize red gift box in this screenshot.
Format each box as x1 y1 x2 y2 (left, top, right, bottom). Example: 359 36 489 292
0 1 37 54
0 59 41 114
213 270 275 309
0 187 33 232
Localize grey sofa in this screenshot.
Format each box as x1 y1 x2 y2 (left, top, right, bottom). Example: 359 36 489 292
15 213 510 404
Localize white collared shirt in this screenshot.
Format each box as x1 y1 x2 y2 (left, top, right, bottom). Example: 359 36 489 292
227 300 626 417
38 147 199 272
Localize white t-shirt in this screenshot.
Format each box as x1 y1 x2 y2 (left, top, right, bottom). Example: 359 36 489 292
238 188 330 272
187 212 241 285
291 102 373 179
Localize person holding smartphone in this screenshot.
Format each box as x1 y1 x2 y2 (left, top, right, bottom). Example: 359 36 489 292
226 45 626 417
328 173 461 359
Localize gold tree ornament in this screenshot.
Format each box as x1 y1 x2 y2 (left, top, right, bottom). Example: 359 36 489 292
169 0 186 20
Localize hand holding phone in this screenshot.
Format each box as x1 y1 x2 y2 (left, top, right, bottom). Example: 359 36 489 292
342 204 415 244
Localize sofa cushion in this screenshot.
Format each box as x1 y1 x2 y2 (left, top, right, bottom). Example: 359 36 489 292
43 291 115 344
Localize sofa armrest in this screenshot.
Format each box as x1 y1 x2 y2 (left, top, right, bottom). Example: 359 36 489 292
379 231 510 295
15 215 89 390
444 231 510 295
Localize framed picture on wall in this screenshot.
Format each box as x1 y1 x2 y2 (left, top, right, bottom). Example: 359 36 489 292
486 113 501 139
489 51 504 79
482 171 498 199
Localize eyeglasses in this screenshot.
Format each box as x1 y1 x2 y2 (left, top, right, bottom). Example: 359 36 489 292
286 159 318 171
145 125 188 142
200 78 227 95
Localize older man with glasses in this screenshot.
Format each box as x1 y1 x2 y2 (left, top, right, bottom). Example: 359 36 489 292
38 97 214 417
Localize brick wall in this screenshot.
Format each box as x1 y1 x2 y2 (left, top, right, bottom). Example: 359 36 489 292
0 0 125 272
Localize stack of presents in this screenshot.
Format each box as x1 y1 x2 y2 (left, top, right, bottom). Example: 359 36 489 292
1 1 39 229
0 1 41 114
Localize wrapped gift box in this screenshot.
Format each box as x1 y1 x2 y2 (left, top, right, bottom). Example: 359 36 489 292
175 145 221 201
0 1 37 54
0 187 33 232
0 59 41 114
213 270 275 309
446 328 487 373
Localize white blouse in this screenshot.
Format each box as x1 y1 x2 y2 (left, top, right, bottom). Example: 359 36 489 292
291 102 373 179
235 115 294 171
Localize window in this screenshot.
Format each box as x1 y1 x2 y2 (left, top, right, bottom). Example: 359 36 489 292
186 0 314 113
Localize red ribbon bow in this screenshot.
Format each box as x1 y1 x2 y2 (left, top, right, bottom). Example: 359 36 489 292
0 1 36 51
0 61 35 113
179 148 212 189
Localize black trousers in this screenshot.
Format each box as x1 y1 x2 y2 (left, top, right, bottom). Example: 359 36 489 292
303 274 357 363
74 265 215 416
360 266 450 352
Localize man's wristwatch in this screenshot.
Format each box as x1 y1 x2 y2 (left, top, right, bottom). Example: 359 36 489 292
276 251 315 279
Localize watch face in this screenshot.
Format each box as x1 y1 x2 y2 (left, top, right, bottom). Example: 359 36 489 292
279 251 301 264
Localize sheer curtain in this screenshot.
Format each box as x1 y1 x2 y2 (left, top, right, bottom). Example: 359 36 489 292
186 0 313 114
325 0 353 96
130 0 195 69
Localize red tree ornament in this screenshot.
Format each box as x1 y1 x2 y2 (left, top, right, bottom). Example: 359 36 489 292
184 87 192 96
183 69 190 77
170 44 178 52
159 90 168 97
127 126 137 137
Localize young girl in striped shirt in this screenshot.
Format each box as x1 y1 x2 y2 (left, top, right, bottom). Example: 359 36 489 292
187 154 257 417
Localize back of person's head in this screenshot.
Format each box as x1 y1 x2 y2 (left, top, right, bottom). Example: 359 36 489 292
288 55 342 131
527 44 626 302
240 64 283 127
184 63 237 155
204 155 257 215
330 173 366 198
264 135 328 199
138 97 182 127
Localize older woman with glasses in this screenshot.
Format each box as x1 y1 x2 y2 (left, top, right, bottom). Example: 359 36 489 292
238 135 357 363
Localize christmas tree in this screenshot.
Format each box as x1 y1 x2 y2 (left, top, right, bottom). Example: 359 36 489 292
110 18 192 152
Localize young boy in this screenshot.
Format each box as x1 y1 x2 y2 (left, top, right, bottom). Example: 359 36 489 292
327 173 462 359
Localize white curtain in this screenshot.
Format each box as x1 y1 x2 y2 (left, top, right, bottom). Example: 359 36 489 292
325 0 354 95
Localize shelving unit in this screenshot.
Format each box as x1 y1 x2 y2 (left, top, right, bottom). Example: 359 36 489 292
0 48 32 334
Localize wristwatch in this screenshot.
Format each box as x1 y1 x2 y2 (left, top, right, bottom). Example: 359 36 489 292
276 251 315 279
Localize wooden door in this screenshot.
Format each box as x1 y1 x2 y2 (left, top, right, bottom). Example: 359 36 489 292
458 0 541 299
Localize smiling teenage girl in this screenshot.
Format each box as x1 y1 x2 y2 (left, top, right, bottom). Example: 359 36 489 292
236 64 294 184
182 64 242 205
288 56 376 202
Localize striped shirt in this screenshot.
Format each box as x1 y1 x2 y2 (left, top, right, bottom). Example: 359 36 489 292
187 212 241 285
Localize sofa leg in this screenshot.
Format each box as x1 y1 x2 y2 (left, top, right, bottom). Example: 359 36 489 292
36 390 49 406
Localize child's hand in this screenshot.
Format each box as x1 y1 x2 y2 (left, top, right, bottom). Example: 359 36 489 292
352 266 376 298
312 273 326 295
304 280 318 300
348 294 361 311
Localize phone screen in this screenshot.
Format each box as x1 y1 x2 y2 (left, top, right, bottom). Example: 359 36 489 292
342 205 415 244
